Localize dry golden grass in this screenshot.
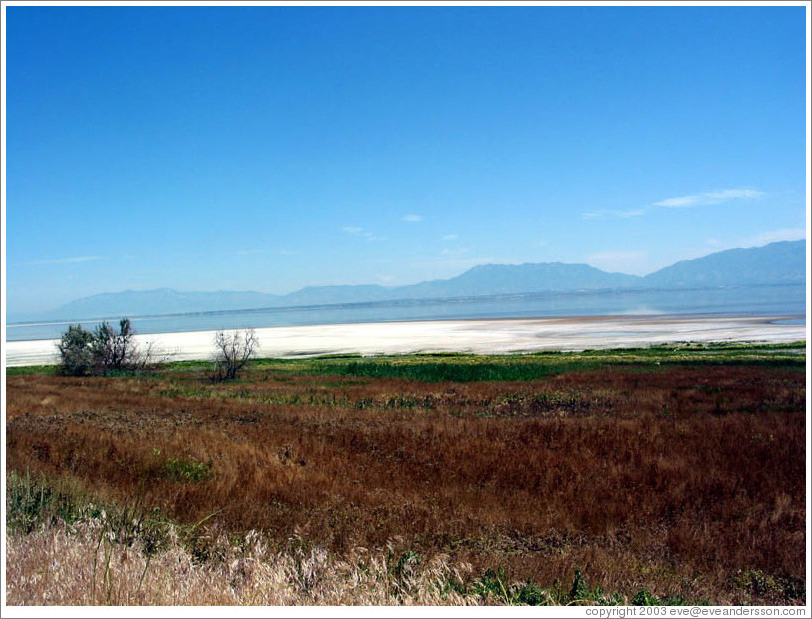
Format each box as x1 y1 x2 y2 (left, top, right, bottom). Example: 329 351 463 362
5 359 807 605
5 519 477 605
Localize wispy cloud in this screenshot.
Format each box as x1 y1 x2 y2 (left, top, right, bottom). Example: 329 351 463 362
582 208 645 220
24 255 106 266
653 189 764 208
341 226 384 241
441 234 459 241
401 214 423 223
583 188 764 220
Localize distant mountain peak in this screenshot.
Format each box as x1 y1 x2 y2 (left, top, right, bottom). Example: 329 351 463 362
644 239 805 288
20 239 805 323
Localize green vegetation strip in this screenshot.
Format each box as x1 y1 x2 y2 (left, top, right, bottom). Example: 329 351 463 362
300 342 806 382
7 341 805 381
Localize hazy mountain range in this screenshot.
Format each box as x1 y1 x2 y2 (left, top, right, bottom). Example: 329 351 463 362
16 240 806 322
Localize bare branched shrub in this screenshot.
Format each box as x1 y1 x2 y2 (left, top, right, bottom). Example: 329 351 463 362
212 328 259 381
91 318 135 371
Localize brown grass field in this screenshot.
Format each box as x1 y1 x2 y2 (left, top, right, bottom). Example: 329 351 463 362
5 348 807 605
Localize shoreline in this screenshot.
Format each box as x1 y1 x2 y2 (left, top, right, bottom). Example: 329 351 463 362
4 313 807 368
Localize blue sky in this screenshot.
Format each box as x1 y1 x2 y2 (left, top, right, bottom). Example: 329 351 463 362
3 3 808 316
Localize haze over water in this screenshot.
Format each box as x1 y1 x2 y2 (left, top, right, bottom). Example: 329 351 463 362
7 283 805 343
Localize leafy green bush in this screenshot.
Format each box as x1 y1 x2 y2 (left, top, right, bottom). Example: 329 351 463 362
57 324 97 376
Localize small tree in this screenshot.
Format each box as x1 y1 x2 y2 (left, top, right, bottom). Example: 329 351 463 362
212 328 259 381
57 324 96 376
92 318 137 372
57 318 154 376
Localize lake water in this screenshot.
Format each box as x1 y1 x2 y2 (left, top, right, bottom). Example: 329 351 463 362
6 283 806 342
